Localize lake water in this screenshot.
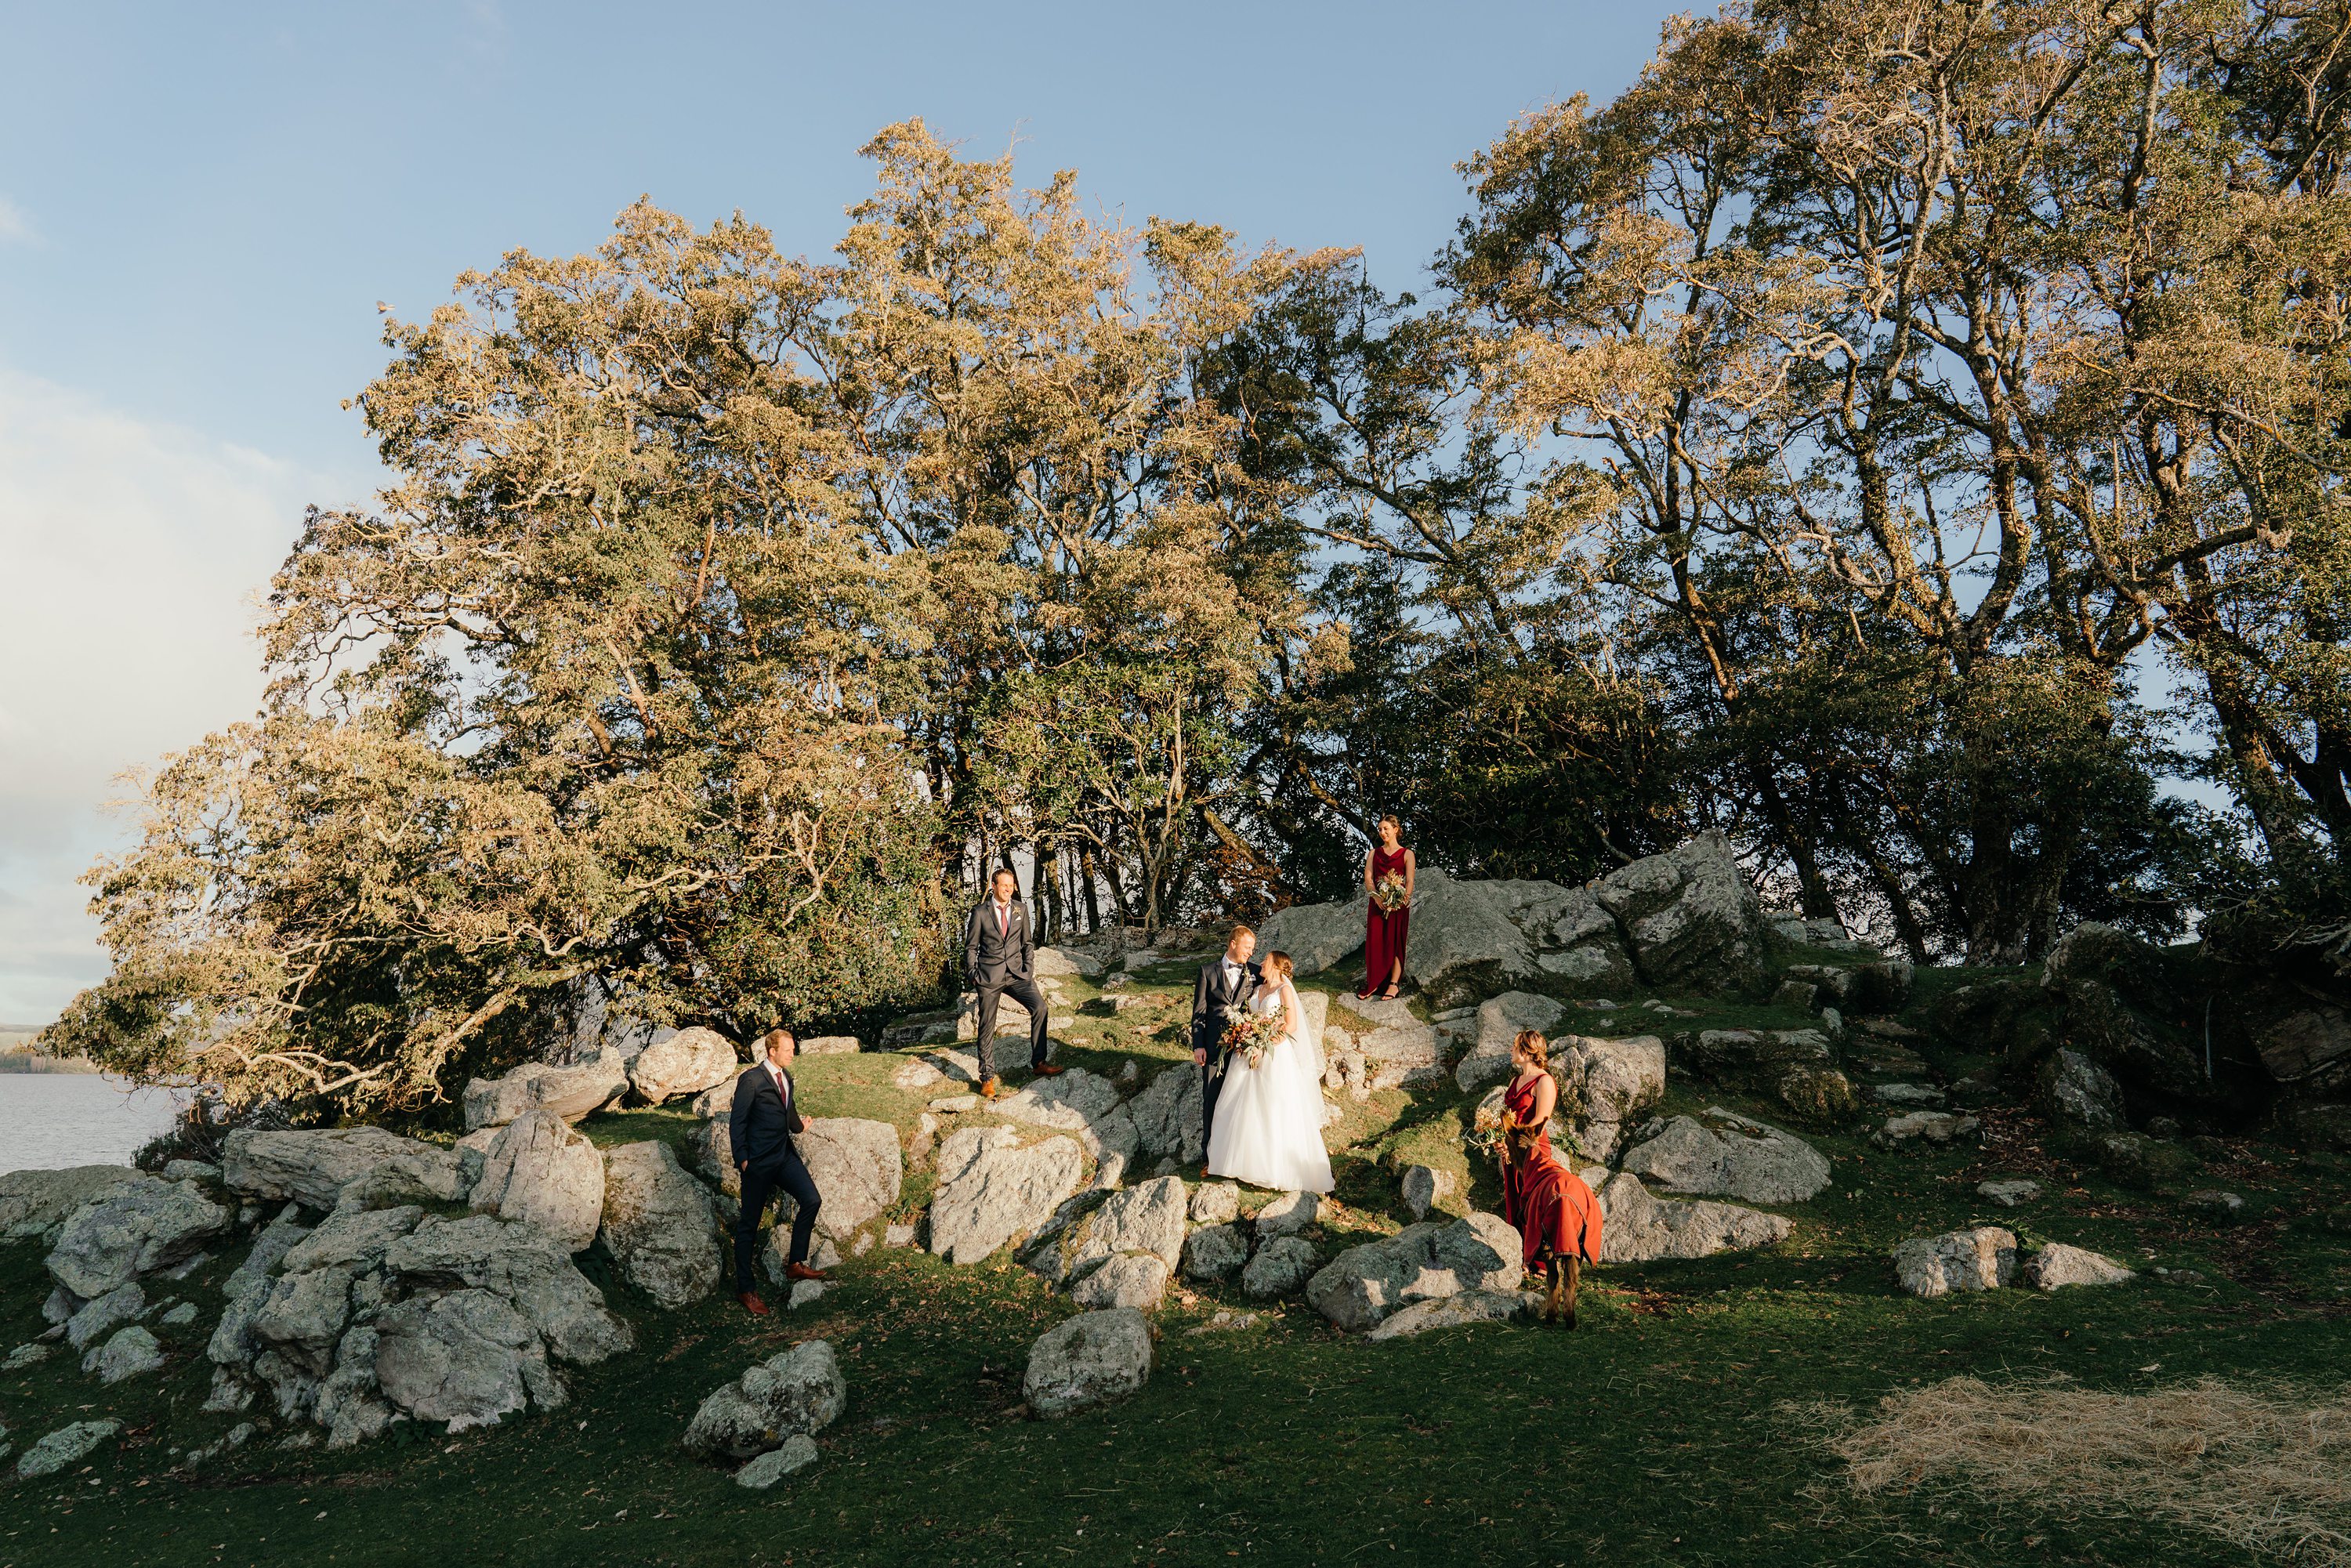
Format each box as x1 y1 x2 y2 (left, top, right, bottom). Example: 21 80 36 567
0 1074 186 1175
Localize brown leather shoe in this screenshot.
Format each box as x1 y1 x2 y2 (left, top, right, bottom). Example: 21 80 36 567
737 1291 770 1316
979 1076 1004 1099
1031 1063 1066 1077
785 1262 829 1284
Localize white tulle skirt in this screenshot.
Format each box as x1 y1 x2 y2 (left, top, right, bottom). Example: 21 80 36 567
1205 1027 1335 1193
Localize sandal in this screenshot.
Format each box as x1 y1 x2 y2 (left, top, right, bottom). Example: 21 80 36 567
1380 983 1401 1001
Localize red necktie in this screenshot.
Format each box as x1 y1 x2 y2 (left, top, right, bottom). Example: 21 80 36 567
998 904 1009 937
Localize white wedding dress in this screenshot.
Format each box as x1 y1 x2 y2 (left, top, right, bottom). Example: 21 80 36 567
1204 981 1335 1193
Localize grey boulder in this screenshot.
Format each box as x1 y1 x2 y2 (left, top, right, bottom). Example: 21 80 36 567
469 1111 605 1252
1180 1222 1248 1282
598 1141 722 1309
1241 1235 1318 1299
461 1050 629 1132
1617 1109 1831 1204
1129 1063 1206 1167
1595 830 1768 990
1071 1252 1172 1309
787 1117 904 1242
223 1127 467 1211
1253 1191 1324 1240
13 1419 119 1480
1455 992 1564 1091
1892 1226 2018 1298
1364 1289 1531 1341
734 1433 820 1488
65 1282 146 1352
46 1175 229 1299
683 1339 847 1461
2037 1048 2127 1132
1305 1213 1524 1332
2021 1242 2136 1291
626 1027 740 1105
1024 1308 1154 1418
86 1325 166 1384
373 1288 554 1431
1400 1164 1452 1219
0 1166 145 1243
1595 1171 1791 1263
382 1214 632 1366
1190 1181 1239 1225
927 1127 1084 1265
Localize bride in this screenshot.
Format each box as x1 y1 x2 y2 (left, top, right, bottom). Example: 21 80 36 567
1204 951 1335 1193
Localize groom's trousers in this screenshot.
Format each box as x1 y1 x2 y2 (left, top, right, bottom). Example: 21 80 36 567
736 1148 821 1288
972 973 1050 1081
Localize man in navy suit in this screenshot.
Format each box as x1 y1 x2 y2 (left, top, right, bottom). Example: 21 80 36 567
729 1027 826 1315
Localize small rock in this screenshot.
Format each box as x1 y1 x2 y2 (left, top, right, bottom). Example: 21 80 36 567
3 1343 50 1370
1618 1108 1831 1203
2184 1190 2246 1224
1023 1308 1154 1418
884 1224 917 1249
1773 980 1820 1012
1253 1191 1324 1240
163 1160 223 1184
86 1325 165 1384
1179 1223 1248 1282
1189 1182 1239 1226
1893 1226 2016 1298
13 1419 120 1479
1400 1164 1451 1220
929 1095 980 1114
1073 1253 1172 1309
627 1027 741 1105
1873 1083 1946 1106
161 1301 198 1327
2037 1048 2126 1132
799 1035 860 1056
1871 1111 1983 1150
1976 1178 2042 1208
1364 1289 1531 1341
682 1340 848 1461
1240 1236 1317 1299
735 1433 820 1488
788 1280 826 1309
891 1059 945 1092
2021 1243 2136 1291
65 1283 147 1352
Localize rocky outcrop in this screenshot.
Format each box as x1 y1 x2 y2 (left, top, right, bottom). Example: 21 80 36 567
381 1214 632 1367
928 1128 1085 1265
1617 1109 1831 1204
45 1176 230 1301
2037 1048 2126 1132
1304 1213 1523 1333
374 1290 556 1431
682 1340 847 1461
1893 1226 2017 1298
625 1027 739 1105
1595 832 1768 991
469 1112 604 1252
223 1127 469 1212
461 1051 630 1132
1024 1309 1154 1418
1593 1171 1790 1263
1027 1175 1186 1294
0 1165 145 1244
598 1141 721 1309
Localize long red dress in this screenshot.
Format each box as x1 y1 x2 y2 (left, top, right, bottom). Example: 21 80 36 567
1363 846 1411 993
1500 1074 1603 1269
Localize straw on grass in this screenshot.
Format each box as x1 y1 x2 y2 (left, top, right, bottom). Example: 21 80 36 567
1797 1374 2351 1564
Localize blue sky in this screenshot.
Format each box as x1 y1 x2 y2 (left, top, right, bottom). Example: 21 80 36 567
0 2 1683 1021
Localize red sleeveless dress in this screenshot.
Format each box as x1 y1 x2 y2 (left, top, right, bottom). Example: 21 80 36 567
1363 846 1411 993
1500 1074 1603 1269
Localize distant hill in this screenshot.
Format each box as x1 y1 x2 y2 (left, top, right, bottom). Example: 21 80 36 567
0 1022 98 1073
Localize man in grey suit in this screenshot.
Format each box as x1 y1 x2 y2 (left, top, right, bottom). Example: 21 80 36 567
963 867 1063 1099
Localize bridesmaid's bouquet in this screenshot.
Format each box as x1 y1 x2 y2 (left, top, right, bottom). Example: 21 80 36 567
1219 1005 1285 1070
1373 870 1409 912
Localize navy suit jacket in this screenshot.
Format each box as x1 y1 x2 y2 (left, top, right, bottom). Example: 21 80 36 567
728 1062 806 1170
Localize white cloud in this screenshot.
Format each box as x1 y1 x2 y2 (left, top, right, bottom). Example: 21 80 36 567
0 367 346 1023
0 197 34 245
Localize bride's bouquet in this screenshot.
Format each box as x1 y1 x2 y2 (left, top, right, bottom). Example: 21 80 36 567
1219 1005 1285 1070
1372 869 1409 912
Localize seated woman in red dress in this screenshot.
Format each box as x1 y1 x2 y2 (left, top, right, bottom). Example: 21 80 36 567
1358 816 1415 1001
1497 1030 1603 1327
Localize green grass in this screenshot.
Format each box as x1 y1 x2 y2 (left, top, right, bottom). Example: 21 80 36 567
9 963 2351 1566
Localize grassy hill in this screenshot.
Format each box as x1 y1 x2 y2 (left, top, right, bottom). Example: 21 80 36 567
4 963 2348 1566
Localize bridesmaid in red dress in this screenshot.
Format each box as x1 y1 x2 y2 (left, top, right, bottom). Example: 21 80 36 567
1358 815 1415 1000
1498 1030 1603 1327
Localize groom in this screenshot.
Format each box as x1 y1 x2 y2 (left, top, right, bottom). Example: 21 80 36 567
1191 923 1258 1162
964 867 1063 1099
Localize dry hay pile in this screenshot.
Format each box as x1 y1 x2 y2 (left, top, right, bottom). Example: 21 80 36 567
1802 1375 2351 1563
